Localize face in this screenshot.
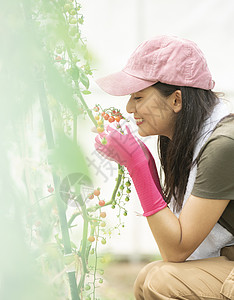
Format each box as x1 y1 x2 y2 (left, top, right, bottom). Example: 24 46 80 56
126 86 181 139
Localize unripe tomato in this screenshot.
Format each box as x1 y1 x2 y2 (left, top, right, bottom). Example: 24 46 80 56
100 212 106 218
100 222 106 227
95 115 100 120
97 126 104 133
123 211 128 216
99 278 103 284
118 169 124 175
101 137 107 145
88 236 95 242
56 47 63 54
125 180 131 187
99 200 105 206
97 119 103 126
125 196 130 202
85 284 91 290
69 18 77 24
69 9 76 15
101 238 106 245
93 189 100 196
108 116 115 123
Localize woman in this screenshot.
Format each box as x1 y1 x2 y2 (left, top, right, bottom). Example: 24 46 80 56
94 36 234 299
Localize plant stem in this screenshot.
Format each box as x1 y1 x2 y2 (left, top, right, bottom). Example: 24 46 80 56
68 166 123 227
77 203 89 293
38 79 79 300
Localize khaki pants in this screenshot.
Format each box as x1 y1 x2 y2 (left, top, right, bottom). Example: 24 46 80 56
134 246 234 300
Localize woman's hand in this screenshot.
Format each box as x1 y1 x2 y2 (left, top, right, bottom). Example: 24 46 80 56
94 125 148 174
94 124 163 195
94 124 167 218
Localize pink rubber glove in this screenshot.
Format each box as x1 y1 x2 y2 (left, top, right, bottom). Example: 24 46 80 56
94 125 167 217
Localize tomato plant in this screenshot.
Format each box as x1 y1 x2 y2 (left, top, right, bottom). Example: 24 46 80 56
2 1 133 300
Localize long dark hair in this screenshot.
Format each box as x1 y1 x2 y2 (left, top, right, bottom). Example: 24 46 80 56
154 82 219 212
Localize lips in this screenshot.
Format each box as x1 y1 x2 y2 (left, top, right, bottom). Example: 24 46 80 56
135 118 144 125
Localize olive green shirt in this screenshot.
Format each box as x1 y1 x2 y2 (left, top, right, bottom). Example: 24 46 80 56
192 116 234 236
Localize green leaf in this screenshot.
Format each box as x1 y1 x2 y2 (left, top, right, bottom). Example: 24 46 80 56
82 90 91 95
70 66 80 81
80 70 89 89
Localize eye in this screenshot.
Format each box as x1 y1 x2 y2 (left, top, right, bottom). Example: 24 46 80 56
134 97 142 100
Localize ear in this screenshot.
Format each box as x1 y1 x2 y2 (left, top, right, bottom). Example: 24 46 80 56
171 90 182 113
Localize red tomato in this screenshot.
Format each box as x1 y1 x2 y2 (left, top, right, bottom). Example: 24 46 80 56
108 116 115 123
115 116 121 122
104 114 109 120
93 189 100 196
99 200 105 206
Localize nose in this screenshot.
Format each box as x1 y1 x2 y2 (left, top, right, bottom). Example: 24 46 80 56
126 96 136 114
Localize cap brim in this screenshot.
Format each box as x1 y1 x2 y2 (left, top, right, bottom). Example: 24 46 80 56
95 70 157 96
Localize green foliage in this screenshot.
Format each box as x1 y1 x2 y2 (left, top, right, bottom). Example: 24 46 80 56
0 1 130 300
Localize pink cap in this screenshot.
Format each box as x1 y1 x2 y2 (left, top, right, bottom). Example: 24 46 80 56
96 35 215 96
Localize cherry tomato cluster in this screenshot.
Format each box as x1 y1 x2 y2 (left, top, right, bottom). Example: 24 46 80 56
88 188 100 199
88 188 106 207
92 105 124 133
87 210 107 245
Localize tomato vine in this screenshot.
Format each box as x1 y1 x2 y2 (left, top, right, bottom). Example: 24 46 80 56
11 1 133 299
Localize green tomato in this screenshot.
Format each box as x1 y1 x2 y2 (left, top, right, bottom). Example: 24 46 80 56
120 185 124 190
123 211 127 216
125 180 131 187
99 278 103 284
69 18 77 24
85 284 91 291
111 205 115 209
112 200 116 205
56 47 63 54
118 169 124 175
101 238 106 245
125 196 130 202
101 137 107 145
126 188 131 194
69 9 76 15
